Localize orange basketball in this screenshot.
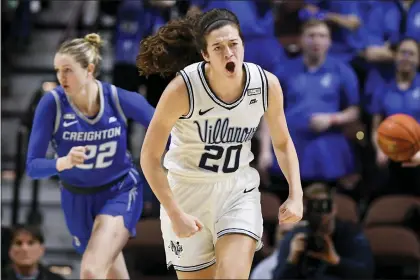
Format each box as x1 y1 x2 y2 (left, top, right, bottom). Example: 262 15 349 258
377 114 420 162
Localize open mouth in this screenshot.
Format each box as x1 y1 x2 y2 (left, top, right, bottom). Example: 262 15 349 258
225 62 235 73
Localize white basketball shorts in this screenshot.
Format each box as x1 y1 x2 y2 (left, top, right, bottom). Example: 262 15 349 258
160 167 264 272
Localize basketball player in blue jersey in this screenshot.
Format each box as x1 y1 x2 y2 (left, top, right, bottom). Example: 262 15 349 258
26 33 154 279
138 9 303 279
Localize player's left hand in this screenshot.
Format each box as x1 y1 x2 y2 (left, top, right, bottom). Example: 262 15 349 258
279 196 303 224
307 235 340 265
402 151 420 167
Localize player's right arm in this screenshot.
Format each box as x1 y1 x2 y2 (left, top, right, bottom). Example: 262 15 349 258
140 75 203 237
26 93 86 179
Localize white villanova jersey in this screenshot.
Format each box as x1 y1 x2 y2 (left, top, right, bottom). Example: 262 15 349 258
164 61 269 182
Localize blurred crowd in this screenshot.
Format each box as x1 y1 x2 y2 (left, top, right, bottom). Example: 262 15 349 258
2 0 420 279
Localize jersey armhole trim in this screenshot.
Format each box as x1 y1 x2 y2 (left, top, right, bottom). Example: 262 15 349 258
50 90 61 134
256 65 268 112
110 85 128 125
178 70 194 119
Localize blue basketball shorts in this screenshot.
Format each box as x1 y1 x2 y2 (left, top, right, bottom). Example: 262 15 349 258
60 168 144 254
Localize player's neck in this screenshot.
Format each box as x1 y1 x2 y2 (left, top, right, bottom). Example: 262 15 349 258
72 81 100 117
303 54 326 70
206 64 245 103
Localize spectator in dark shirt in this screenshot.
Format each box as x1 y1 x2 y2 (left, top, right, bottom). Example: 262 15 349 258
273 183 374 280
4 224 65 280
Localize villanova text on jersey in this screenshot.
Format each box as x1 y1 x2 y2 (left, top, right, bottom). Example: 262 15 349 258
194 118 258 145
163 61 269 181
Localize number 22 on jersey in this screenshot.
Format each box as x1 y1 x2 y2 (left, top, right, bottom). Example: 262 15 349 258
76 141 118 169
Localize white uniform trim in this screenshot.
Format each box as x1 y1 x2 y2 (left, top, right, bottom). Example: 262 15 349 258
110 84 128 125
178 70 195 119
256 65 269 111
50 90 61 135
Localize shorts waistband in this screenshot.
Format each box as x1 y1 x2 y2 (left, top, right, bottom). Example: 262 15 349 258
167 166 258 184
61 174 127 195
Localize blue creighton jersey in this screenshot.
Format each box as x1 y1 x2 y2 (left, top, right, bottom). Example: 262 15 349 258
50 82 132 187
26 78 153 188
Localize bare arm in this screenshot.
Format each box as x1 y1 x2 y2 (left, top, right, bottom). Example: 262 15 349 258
263 72 302 198
325 13 361 31
259 119 272 157
364 46 395 63
140 75 189 219
371 114 383 152
332 106 360 126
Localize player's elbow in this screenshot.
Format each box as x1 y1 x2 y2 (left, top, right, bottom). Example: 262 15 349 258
272 134 292 153
26 161 39 179
140 148 160 173
140 150 150 169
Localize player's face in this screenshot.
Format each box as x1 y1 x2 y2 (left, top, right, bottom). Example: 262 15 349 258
395 40 419 73
54 53 91 96
202 24 244 78
301 24 331 58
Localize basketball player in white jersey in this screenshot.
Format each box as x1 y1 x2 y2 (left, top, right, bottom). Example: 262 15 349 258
138 8 303 279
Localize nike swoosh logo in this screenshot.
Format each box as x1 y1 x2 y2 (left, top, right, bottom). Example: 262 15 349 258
63 120 78 127
199 107 214 116
243 187 256 194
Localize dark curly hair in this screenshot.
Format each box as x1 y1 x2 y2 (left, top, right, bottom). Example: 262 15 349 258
137 8 243 77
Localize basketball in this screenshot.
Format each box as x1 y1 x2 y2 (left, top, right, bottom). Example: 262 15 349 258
377 114 420 162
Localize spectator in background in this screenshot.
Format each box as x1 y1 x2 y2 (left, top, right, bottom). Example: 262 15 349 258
371 37 420 197
364 0 420 110
272 184 374 280
4 224 65 280
259 20 360 198
301 0 365 63
139 0 187 109
365 0 420 63
9 0 33 51
188 0 286 73
113 0 180 106
22 82 58 131
113 0 148 94
250 222 301 280
2 226 12 278
113 0 178 217
300 0 370 104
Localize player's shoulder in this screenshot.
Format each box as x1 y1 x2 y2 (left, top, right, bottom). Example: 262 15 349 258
243 61 264 74
180 61 202 75
97 80 118 95
246 62 279 88
245 62 276 80
36 87 64 111
165 73 189 99
42 85 65 101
